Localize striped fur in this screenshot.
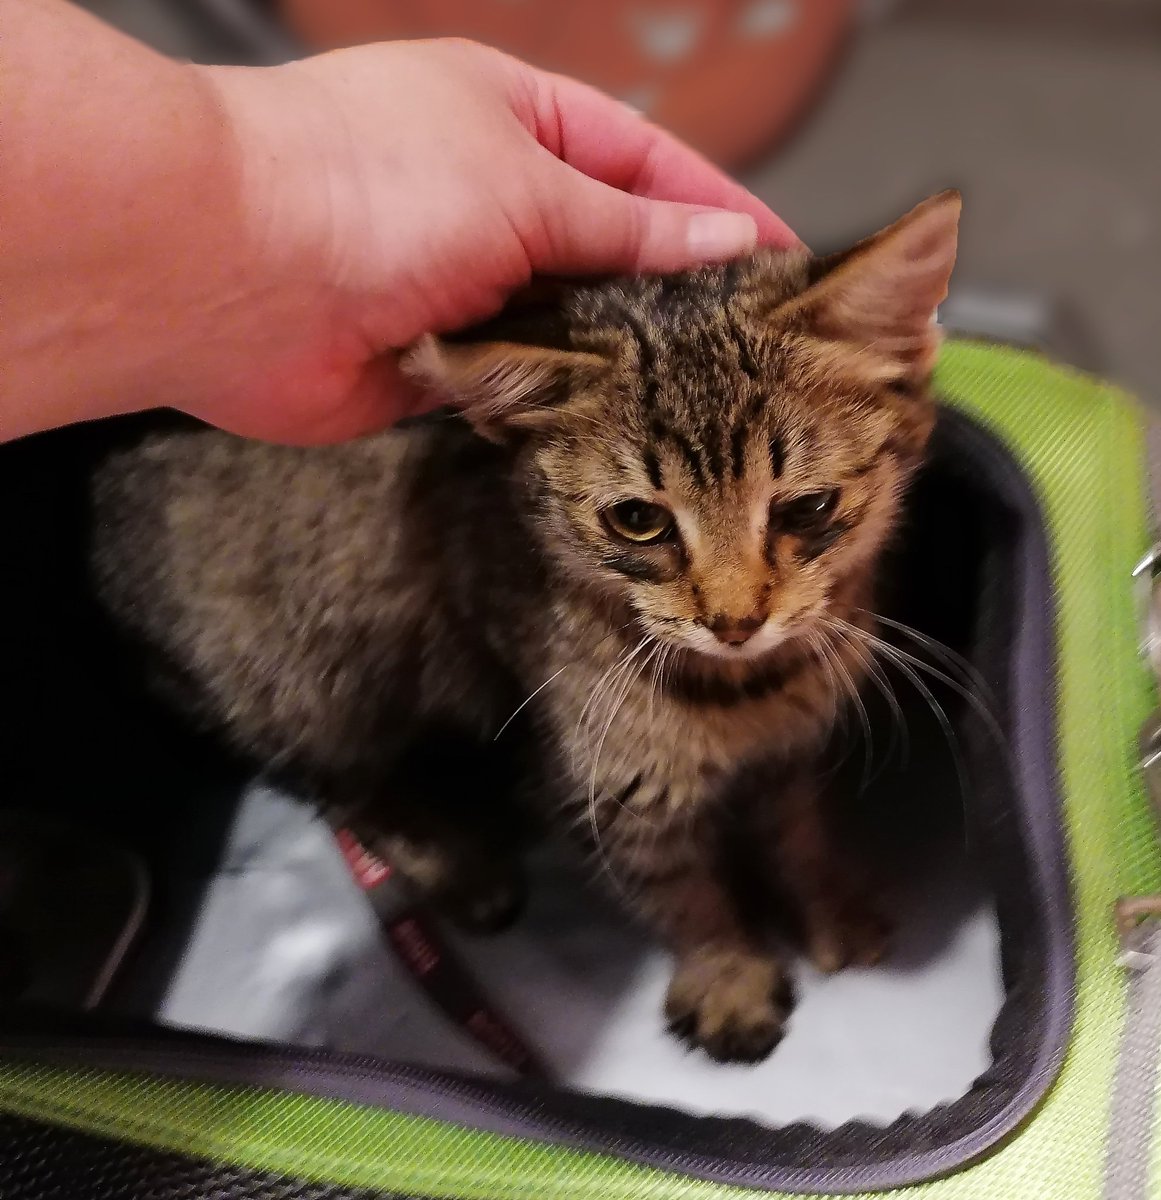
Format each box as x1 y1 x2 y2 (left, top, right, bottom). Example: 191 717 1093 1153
92 194 960 1062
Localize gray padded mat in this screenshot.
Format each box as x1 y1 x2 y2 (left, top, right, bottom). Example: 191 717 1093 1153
145 780 1001 1130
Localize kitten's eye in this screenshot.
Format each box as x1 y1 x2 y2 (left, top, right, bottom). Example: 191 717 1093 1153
602 500 675 544
777 489 840 531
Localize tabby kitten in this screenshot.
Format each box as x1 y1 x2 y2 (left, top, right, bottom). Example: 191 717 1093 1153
91 192 960 1062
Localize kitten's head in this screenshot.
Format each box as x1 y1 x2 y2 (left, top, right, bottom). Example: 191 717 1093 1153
404 192 960 667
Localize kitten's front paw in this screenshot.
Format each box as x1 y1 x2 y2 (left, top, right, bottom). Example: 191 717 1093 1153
665 947 794 1063
805 896 892 974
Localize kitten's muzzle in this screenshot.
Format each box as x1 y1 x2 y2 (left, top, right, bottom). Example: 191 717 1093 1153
704 613 766 646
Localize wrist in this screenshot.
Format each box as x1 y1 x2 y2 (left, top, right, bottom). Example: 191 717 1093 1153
0 2 317 440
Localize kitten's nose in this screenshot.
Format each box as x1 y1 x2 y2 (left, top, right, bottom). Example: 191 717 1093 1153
706 614 764 646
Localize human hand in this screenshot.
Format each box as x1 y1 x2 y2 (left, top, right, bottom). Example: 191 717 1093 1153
194 39 797 442
2 3 796 446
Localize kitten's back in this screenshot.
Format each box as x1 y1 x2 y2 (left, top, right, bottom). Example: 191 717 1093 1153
90 416 521 770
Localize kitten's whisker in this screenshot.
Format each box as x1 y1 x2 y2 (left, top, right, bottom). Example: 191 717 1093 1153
581 644 640 758
840 624 972 843
645 640 671 725
493 664 570 741
499 618 637 748
808 631 840 731
808 631 844 732
574 637 642 764
585 636 655 893
822 627 874 790
609 641 679 813
660 644 677 718
594 638 657 787
817 629 875 781
852 622 1004 748
588 637 653 798
805 631 858 783
885 650 972 839
863 611 995 704
647 645 662 723
826 619 909 776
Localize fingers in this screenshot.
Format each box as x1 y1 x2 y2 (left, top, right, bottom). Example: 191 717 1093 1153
523 68 799 250
524 161 760 275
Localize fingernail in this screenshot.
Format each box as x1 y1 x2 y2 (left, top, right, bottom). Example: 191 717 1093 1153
686 212 758 262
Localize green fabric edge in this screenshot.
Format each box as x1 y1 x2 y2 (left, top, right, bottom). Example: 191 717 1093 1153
2 340 1159 1200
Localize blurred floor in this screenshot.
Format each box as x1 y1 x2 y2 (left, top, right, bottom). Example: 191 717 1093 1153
746 4 1161 404
84 0 1161 403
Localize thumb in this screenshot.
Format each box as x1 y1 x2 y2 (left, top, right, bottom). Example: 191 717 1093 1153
527 164 760 275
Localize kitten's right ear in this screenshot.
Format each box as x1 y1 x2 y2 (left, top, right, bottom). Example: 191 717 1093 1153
401 335 609 442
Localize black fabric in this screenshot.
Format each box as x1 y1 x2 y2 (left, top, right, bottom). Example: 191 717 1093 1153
0 414 254 1016
0 1112 409 1200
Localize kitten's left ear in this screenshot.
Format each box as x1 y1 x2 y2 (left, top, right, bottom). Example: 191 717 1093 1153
401 335 609 442
787 190 961 385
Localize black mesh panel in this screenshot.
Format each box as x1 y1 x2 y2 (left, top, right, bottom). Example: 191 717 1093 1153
0 1113 409 1200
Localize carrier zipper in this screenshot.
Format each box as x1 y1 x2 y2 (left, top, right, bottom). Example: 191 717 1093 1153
0 1029 813 1189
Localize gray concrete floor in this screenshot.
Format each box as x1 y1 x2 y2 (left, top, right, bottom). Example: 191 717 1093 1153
84 1 1161 403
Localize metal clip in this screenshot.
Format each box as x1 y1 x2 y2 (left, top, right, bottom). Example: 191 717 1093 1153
1117 551 1161 955
1137 710 1161 829
1132 546 1161 677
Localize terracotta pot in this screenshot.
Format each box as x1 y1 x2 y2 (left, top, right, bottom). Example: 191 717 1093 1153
277 0 855 169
